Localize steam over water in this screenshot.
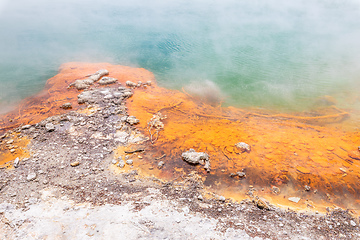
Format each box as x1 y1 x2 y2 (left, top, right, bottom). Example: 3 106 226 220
1 0 360 112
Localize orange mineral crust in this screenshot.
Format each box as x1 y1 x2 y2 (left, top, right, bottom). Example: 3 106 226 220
1 62 360 213
126 78 360 212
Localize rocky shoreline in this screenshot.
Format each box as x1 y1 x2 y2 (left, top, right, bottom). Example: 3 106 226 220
0 66 360 239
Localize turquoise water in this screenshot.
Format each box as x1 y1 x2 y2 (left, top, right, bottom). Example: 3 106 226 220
1 0 360 112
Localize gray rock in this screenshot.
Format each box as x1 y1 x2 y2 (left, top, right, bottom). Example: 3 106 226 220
111 159 118 165
60 103 72 109
350 220 357 227
126 116 139 125
13 157 19 168
27 173 37 181
126 81 137 87
157 161 165 169
98 77 117 85
117 161 125 168
181 149 209 165
235 142 251 152
21 125 32 130
126 159 133 165
288 197 301 203
45 123 55 132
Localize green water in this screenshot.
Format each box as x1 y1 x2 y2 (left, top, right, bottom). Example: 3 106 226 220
1 0 360 112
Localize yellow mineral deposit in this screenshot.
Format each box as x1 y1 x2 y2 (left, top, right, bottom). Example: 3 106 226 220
1 62 360 215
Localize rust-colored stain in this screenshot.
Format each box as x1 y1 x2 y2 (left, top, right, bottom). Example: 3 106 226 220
1 62 360 213
0 134 30 168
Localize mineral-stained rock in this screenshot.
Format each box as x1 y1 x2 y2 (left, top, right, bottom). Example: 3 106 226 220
126 116 139 125
126 81 137 87
157 161 165 169
70 161 80 167
181 149 209 164
204 160 211 172
60 103 72 109
272 186 280 195
98 77 118 85
235 142 251 153
69 69 109 90
256 199 270 210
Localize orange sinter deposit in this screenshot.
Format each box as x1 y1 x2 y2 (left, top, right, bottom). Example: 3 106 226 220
1 62 360 214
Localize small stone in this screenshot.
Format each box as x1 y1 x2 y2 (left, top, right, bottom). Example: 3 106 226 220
10 149 15 153
235 142 251 152
350 220 356 227
60 103 72 109
197 195 204 201
27 173 37 181
70 161 80 167
157 161 165 169
218 196 226 202
126 159 133 165
288 197 301 203
111 159 118 165
98 77 117 85
237 171 246 178
45 123 55 132
6 139 14 144
272 186 280 195
305 185 311 191
126 116 139 125
118 161 125 168
21 125 32 130
256 199 270 210
126 81 137 87
13 157 19 168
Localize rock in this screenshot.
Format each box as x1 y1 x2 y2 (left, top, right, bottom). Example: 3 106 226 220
181 149 209 165
350 220 356 227
98 77 117 85
348 150 360 160
6 139 14 144
272 186 280 195
68 69 109 90
235 142 251 153
305 185 311 191
21 125 32 130
256 199 270 210
237 172 246 178
45 123 55 132
70 161 80 167
145 81 152 86
60 103 72 109
118 160 125 168
288 197 301 203
27 173 37 181
111 159 118 165
218 196 226 202
126 116 139 125
126 159 133 165
10 149 16 153
204 160 211 172
126 81 137 87
157 161 165 169
197 195 204 201
13 157 19 168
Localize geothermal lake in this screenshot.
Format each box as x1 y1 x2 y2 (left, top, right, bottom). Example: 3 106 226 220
1 0 360 112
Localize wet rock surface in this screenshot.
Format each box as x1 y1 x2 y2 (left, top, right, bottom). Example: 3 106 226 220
0 74 359 239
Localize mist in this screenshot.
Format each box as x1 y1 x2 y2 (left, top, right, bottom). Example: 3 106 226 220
1 0 360 112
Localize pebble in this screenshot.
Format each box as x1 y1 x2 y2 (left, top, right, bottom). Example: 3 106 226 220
117 161 125 168
21 125 32 130
111 159 118 165
13 157 20 168
10 149 16 153
218 196 226 202
157 161 165 169
27 173 37 181
6 139 14 144
350 220 356 227
126 159 133 165
45 123 55 132
288 197 301 203
305 185 311 191
70 161 80 167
